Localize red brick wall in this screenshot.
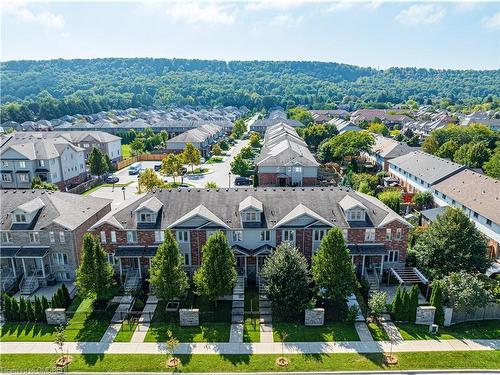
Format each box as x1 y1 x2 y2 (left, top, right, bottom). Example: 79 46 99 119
302 177 317 186
190 230 207 266
276 230 282 247
258 173 279 186
296 229 313 260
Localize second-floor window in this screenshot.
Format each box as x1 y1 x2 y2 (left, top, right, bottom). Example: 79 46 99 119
15 213 27 223
49 231 55 243
260 230 271 242
396 228 402 241
1 231 12 243
52 253 68 266
29 231 40 243
139 212 155 222
19 161 26 168
127 230 137 243
111 231 117 243
100 231 106 244
347 210 364 221
232 231 243 242
59 231 65 243
176 230 189 243
342 229 348 241
282 229 295 243
365 228 376 242
243 211 259 222
385 228 392 241
1 173 12 182
155 230 165 243
313 229 326 242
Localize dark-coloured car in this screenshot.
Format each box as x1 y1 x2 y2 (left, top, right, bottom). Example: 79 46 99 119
235 176 253 186
153 164 161 171
106 175 119 184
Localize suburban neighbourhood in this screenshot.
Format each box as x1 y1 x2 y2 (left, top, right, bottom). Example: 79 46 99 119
1 1 499 373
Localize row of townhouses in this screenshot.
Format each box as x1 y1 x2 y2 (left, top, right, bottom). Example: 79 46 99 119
256 123 319 187
364 135 419 171
165 123 225 157
89 187 411 288
0 190 111 294
387 151 499 260
250 110 305 134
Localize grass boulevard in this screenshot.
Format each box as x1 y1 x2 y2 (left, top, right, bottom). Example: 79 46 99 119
1 351 499 373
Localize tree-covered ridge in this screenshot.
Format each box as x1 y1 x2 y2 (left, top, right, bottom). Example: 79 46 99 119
1 58 499 122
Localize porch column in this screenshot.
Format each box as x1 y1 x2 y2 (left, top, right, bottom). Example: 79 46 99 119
380 255 384 276
361 255 366 275
119 258 123 282
40 258 46 278
244 256 247 279
10 258 17 278
256 256 259 282
137 257 142 279
21 258 27 277
351 256 354 264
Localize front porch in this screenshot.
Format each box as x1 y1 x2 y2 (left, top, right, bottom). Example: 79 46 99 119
114 246 159 294
233 244 274 283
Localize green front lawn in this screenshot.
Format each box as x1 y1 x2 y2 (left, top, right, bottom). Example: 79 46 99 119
81 181 132 196
368 322 390 341
145 322 231 343
243 317 260 343
0 296 117 342
2 351 499 372
396 320 500 340
244 284 259 312
273 322 359 342
113 322 138 342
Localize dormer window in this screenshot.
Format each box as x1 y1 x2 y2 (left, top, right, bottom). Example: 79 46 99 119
242 211 259 222
347 210 365 221
138 212 155 223
14 213 27 223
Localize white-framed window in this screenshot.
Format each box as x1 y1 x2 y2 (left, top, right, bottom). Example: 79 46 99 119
365 228 376 242
1 161 8 167
59 231 65 243
52 253 68 266
56 272 71 281
342 229 348 241
29 231 40 243
347 210 365 221
260 230 271 242
100 231 107 244
39 160 45 167
18 173 29 182
155 230 165 243
14 213 27 223
184 253 190 266
385 228 392 241
110 231 117 243
293 166 302 173
282 229 295 243
19 161 26 168
243 211 259 222
1 173 12 182
395 228 402 241
232 230 243 242
138 212 155 222
127 230 137 243
384 250 399 263
107 253 116 265
1 231 12 243
313 229 326 242
176 230 189 243
49 231 55 243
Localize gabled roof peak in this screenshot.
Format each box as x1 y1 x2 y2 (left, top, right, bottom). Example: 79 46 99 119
239 196 263 212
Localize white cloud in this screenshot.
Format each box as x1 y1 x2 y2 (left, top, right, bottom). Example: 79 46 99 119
482 11 500 30
246 0 309 12
3 1 65 30
326 2 354 13
454 2 478 13
395 4 445 26
165 2 235 25
364 1 383 11
271 13 304 27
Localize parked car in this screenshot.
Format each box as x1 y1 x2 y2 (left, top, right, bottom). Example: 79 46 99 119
105 175 119 184
181 167 187 175
200 157 206 164
235 176 253 186
128 162 143 175
153 163 161 171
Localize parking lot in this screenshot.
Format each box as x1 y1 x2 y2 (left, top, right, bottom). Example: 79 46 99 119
89 139 251 206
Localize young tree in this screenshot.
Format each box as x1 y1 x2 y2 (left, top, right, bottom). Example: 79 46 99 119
239 146 255 160
139 168 165 192
165 330 181 367
88 147 108 177
378 189 402 213
161 154 183 184
368 291 387 322
231 119 247 138
230 154 250 176
441 272 491 313
194 231 236 304
76 234 114 302
211 143 222 156
311 228 356 303
318 131 375 164
54 325 66 361
413 207 489 280
401 288 410 322
219 140 230 151
130 137 145 156
303 124 337 150
31 176 58 191
429 280 444 325
249 132 261 147
149 230 189 301
412 191 433 210
261 243 310 319
408 285 419 323
182 143 201 173
104 154 114 172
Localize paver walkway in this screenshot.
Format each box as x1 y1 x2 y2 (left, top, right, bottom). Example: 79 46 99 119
100 296 134 343
355 322 374 342
130 296 158 343
380 314 404 342
2 339 498 355
258 278 273 343
229 276 245 343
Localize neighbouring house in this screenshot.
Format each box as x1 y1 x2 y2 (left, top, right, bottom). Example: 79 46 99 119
13 131 122 162
256 123 319 187
165 123 224 157
90 187 412 288
350 109 413 127
432 170 500 260
0 189 111 294
0 133 88 190
459 111 500 132
365 135 419 171
310 109 350 123
387 151 465 193
250 110 305 134
327 118 361 134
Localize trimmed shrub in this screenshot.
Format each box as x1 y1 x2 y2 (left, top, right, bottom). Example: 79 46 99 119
41 296 50 322
408 285 419 323
2 294 12 321
34 297 44 322
430 281 444 325
401 289 410 322
391 286 403 320
26 300 35 322
51 293 61 309
19 296 27 321
61 284 71 307
10 298 20 321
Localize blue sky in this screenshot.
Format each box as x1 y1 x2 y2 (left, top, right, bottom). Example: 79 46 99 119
1 1 499 69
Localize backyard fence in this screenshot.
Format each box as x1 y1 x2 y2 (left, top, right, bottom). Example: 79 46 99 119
66 177 103 194
445 302 500 326
115 153 171 170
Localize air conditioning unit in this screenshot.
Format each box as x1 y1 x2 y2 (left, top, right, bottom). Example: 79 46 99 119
429 324 439 334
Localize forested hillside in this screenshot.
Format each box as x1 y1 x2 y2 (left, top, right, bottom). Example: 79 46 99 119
1 58 499 122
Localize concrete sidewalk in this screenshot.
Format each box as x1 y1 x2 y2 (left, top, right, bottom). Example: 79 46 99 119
1 339 498 355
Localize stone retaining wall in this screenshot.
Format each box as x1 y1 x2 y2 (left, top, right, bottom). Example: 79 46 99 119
305 308 324 326
45 308 67 325
179 309 199 326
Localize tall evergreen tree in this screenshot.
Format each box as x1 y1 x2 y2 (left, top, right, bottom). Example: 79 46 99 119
430 281 444 325
93 238 115 302
311 227 356 303
34 296 44 322
11 298 19 321
392 286 404 321
194 231 236 304
19 296 27 321
88 147 108 177
3 294 12 321
149 230 189 301
26 300 35 322
61 284 71 307
408 285 419 323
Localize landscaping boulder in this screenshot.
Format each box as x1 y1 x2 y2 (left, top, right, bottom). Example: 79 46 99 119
304 308 324 326
179 308 199 326
415 306 435 325
45 308 67 325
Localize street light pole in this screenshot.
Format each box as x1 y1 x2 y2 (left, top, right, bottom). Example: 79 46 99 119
228 172 232 188
122 186 126 200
